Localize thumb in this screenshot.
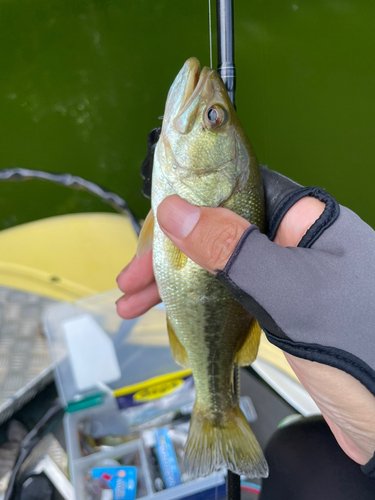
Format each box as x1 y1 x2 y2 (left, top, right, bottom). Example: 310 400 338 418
157 195 250 274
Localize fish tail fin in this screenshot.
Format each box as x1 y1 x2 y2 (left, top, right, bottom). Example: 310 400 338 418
184 404 268 478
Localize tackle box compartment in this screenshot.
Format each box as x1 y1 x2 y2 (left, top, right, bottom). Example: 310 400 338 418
43 289 227 499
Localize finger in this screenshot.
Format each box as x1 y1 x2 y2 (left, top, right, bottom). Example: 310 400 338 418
157 195 250 274
116 281 161 319
274 196 325 247
116 251 155 295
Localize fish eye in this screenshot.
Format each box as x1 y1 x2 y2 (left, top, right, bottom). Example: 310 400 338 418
206 105 225 128
208 108 218 122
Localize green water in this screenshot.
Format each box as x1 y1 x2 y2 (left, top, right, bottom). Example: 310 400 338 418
0 0 374 229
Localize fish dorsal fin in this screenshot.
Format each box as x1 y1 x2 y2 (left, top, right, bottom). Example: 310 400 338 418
167 317 190 368
235 319 261 366
136 209 154 258
165 239 188 270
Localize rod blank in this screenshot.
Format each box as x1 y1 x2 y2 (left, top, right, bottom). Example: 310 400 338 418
216 0 236 107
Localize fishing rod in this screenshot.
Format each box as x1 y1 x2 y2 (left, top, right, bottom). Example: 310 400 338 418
216 0 236 109
215 1 242 499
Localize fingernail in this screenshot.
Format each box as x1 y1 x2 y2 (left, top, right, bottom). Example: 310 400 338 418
115 295 128 305
116 263 130 282
158 196 200 239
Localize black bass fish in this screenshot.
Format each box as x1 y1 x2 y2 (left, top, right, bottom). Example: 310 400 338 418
137 57 268 478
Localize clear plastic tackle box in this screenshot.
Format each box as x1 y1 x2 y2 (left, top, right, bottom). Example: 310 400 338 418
42 289 227 500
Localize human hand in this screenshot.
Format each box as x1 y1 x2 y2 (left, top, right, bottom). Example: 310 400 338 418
117 174 375 471
115 165 315 316
115 199 314 318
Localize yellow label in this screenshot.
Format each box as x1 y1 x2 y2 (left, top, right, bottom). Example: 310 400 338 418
133 378 184 402
113 369 192 398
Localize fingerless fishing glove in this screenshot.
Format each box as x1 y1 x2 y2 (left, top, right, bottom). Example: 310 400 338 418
215 166 375 477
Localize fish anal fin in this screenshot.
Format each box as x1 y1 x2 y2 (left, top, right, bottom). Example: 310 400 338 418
167 318 190 368
235 319 261 366
165 239 188 270
136 210 154 258
185 403 268 478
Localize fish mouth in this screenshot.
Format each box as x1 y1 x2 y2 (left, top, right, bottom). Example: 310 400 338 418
178 58 213 111
179 57 201 109
164 58 213 124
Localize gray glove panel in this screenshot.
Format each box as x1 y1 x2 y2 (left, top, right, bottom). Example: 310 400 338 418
216 208 375 396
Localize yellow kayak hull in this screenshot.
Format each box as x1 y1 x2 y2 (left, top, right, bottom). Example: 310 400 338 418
0 212 137 301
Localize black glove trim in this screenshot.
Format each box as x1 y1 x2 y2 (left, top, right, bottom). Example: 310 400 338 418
267 187 340 247
223 225 259 272
215 271 375 398
361 453 375 478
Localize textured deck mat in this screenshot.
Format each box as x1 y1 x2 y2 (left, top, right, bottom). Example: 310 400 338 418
0 286 56 424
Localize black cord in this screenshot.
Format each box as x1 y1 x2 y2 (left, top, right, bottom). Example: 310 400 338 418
0 167 142 235
4 401 64 500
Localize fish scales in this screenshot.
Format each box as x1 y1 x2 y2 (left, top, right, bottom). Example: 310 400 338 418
138 57 268 478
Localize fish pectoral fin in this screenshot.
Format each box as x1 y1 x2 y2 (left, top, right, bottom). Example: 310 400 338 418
165 239 188 270
167 318 190 368
136 209 154 258
235 319 261 366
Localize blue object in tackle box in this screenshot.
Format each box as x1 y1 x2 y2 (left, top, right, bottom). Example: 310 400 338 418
154 427 182 488
91 466 137 500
